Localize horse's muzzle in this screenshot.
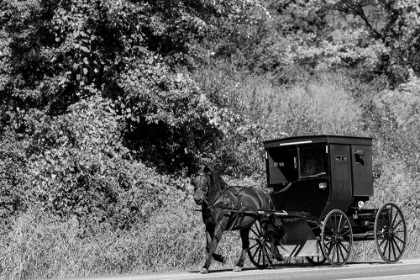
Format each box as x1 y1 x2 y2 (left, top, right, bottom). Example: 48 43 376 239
193 190 205 205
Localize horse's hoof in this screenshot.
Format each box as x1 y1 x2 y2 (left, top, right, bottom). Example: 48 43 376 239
233 266 242 272
275 255 284 261
214 255 226 263
200 268 209 274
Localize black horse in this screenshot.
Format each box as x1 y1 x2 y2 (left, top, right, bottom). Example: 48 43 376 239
192 165 285 274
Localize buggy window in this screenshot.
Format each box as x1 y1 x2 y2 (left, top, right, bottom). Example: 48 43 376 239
299 145 326 178
267 147 298 184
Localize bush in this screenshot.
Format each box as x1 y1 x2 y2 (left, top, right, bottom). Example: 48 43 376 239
0 96 193 230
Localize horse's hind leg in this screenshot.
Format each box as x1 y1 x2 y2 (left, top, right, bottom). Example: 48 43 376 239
233 228 250 272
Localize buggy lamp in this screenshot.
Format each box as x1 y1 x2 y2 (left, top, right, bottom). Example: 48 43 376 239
319 182 327 190
358 201 365 209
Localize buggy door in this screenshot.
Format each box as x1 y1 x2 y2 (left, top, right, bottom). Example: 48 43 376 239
324 144 352 214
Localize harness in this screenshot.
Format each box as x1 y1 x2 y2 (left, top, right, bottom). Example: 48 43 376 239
195 171 275 232
205 186 271 231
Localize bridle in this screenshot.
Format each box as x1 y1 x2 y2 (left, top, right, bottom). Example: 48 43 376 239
193 171 221 208
193 171 209 203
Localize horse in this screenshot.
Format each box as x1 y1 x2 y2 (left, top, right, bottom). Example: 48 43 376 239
192 165 286 274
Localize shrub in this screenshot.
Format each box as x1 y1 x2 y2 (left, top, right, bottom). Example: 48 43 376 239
0 96 192 230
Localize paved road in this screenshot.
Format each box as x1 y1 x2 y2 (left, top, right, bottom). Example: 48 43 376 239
63 258 420 280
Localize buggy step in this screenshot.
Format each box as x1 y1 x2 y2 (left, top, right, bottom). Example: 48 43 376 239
353 231 375 240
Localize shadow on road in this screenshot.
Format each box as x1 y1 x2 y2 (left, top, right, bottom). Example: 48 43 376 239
187 260 387 274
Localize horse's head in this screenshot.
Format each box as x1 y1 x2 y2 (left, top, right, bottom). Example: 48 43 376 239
192 166 211 205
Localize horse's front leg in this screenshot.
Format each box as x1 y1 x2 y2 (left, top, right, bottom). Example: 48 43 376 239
206 230 225 263
201 223 224 274
233 228 250 272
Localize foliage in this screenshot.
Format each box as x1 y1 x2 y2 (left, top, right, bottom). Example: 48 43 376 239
0 0 268 173
0 96 194 230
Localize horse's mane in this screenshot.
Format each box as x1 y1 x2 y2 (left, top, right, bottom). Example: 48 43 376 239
204 166 228 191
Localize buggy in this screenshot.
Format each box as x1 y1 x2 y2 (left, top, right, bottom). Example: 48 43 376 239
247 135 407 267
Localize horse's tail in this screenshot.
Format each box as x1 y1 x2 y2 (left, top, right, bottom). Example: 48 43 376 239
256 188 287 244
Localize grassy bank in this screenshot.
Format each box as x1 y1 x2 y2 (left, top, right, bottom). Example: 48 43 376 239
1 170 418 280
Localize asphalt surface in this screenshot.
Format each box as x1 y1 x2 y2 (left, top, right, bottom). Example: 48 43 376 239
61 258 420 280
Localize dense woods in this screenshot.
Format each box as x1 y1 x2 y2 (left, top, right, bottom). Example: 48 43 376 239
0 0 420 278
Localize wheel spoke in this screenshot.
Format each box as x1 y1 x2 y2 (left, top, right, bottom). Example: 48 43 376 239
378 236 386 247
338 242 350 254
338 242 346 261
255 224 263 236
389 206 393 226
393 218 404 229
335 244 341 263
391 238 402 254
334 214 339 231
262 245 266 264
382 237 389 252
249 242 258 250
327 219 334 232
391 238 397 260
388 237 392 260
250 227 259 237
337 215 344 233
391 210 399 228
393 234 406 245
252 246 260 259
326 242 334 255
341 229 351 237
262 245 270 263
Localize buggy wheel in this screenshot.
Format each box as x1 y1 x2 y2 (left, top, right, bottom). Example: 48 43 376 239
248 220 273 269
306 239 326 265
374 202 407 263
321 209 353 266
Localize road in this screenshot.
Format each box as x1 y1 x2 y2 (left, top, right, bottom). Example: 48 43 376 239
62 258 420 280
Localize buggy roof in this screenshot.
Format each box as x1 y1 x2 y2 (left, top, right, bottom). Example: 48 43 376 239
263 135 373 148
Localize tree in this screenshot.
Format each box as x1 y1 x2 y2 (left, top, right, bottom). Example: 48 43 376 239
0 0 270 174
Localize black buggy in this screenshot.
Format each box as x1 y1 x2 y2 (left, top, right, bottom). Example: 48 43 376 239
248 135 407 267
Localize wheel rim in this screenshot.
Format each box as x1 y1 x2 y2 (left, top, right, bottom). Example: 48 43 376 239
306 240 326 265
374 202 407 263
321 210 353 266
248 221 273 269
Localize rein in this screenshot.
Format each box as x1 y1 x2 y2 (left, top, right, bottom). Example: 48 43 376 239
269 182 292 194
203 187 227 210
